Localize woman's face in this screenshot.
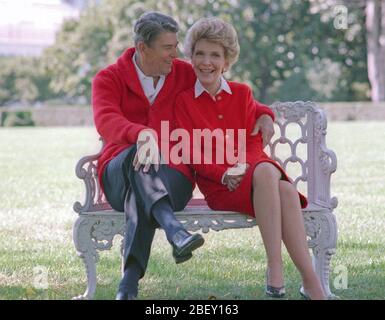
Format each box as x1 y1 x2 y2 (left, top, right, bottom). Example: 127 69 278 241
191 39 229 92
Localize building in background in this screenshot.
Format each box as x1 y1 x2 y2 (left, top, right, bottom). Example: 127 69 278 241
0 0 91 56
63 0 95 10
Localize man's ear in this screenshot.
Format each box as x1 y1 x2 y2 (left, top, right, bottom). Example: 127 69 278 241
137 41 147 55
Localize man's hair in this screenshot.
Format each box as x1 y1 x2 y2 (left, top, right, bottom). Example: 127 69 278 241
134 12 179 46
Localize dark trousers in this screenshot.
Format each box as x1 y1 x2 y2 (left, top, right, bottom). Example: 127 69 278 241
102 146 193 278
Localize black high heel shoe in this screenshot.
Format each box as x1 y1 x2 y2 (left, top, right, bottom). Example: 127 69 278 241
265 271 285 298
299 286 310 300
300 286 333 300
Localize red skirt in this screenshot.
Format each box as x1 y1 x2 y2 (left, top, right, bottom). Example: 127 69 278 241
197 156 308 217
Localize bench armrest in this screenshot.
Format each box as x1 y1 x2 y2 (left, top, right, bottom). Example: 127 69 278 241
270 101 337 210
73 138 112 213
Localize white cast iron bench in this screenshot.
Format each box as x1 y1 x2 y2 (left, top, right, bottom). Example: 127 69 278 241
72 101 338 300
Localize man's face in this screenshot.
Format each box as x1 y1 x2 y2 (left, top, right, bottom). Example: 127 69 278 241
140 32 178 77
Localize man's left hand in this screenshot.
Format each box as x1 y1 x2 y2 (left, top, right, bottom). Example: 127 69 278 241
251 114 274 148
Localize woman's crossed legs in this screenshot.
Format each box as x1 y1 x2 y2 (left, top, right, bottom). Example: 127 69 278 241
252 162 325 300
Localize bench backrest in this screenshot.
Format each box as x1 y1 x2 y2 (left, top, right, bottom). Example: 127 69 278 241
74 101 337 214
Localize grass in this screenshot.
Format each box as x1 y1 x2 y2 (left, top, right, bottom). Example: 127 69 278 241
0 122 385 300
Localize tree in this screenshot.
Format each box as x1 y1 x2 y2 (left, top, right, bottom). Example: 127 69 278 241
0 56 53 106
27 0 370 104
310 0 384 101
191 0 367 102
366 0 385 101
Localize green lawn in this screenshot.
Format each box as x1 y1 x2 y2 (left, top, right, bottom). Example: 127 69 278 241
0 122 385 300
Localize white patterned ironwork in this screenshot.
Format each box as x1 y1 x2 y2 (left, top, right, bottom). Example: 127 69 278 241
72 101 338 299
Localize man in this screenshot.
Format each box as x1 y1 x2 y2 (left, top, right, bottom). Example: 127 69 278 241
92 11 275 300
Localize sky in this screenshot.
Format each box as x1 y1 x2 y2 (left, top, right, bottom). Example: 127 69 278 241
0 0 78 29
0 0 80 54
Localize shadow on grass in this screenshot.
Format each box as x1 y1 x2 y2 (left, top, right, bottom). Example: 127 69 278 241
1 239 383 300
71 243 385 300
0 285 73 300
0 286 28 300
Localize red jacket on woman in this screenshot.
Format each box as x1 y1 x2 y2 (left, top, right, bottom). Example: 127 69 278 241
174 81 307 216
174 81 264 183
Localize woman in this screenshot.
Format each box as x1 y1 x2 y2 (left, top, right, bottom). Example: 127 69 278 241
174 17 326 300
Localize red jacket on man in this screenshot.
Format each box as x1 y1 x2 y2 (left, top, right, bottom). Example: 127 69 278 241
92 47 274 190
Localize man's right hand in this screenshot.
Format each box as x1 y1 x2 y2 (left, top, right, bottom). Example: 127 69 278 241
251 114 274 148
133 129 160 173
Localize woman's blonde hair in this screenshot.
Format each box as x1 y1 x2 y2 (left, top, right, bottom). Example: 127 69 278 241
184 17 240 70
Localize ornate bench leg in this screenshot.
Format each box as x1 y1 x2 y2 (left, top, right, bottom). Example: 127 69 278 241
305 210 338 298
72 216 99 300
313 247 336 298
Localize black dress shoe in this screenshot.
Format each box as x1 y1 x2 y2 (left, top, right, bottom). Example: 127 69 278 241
115 291 136 300
172 230 204 260
173 251 193 264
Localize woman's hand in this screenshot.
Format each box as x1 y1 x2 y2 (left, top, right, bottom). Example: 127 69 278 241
223 174 244 191
223 163 250 191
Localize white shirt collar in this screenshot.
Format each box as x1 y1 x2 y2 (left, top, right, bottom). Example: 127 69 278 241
132 53 165 104
194 76 232 98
